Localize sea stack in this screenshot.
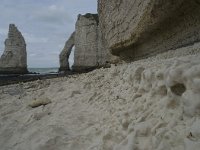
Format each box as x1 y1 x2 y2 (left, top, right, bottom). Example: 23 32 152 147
72 13 100 72
0 24 28 74
72 13 111 72
59 13 111 73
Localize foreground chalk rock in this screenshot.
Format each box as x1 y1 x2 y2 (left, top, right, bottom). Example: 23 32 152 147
59 32 75 72
29 97 51 108
72 13 110 72
0 24 27 74
98 0 200 61
0 44 200 150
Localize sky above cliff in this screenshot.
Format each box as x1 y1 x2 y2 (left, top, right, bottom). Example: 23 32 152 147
0 0 97 68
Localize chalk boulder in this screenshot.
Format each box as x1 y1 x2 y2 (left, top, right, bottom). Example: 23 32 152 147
0 24 27 74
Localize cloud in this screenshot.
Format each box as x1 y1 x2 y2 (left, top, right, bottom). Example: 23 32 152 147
0 0 97 67
29 52 45 58
58 44 64 49
0 28 7 36
29 53 37 57
49 51 60 55
23 33 49 44
31 5 73 25
0 28 7 52
0 29 6 54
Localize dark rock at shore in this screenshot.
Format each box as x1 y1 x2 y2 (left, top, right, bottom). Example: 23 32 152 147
0 73 66 86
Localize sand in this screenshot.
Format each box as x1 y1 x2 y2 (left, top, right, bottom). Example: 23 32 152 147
1 42 200 150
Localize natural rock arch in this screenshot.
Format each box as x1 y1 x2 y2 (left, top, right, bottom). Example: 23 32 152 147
59 32 75 72
59 13 112 73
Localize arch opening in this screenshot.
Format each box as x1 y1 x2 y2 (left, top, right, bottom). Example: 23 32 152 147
69 46 75 70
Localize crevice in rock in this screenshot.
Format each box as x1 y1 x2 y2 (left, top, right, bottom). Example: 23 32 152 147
170 83 186 96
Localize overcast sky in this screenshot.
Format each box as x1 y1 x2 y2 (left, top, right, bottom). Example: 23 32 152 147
0 0 97 68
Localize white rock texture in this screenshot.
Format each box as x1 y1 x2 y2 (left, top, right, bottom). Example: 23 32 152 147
0 43 200 150
72 13 110 72
0 24 27 74
59 32 75 72
98 0 200 61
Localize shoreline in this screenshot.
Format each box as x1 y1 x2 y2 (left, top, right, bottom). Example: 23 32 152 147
0 73 69 86
0 67 102 86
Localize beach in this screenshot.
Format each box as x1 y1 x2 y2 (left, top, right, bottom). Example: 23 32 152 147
0 43 200 150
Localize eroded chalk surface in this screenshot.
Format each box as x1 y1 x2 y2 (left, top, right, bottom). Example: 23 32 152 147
0 44 200 150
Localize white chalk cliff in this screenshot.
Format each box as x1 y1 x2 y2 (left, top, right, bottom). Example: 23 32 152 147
1 0 200 149
98 0 200 61
0 24 27 74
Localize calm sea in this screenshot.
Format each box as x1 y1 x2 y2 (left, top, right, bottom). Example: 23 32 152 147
28 68 58 74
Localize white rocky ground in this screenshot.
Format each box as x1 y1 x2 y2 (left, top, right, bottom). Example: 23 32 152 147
1 43 200 150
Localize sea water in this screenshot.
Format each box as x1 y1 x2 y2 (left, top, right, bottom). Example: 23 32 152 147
28 68 58 74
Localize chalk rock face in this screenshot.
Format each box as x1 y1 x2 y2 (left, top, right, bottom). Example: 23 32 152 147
59 32 75 72
72 13 110 72
0 24 27 74
98 0 200 61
